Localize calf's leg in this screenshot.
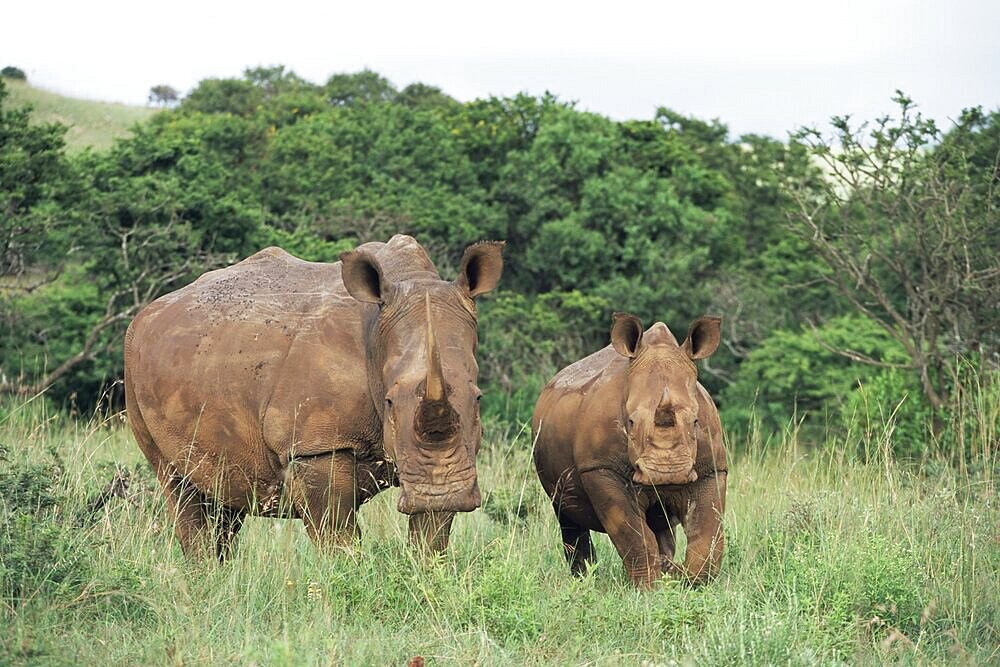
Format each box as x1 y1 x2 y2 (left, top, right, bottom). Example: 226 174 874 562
580 469 661 588
647 508 681 575
679 472 726 584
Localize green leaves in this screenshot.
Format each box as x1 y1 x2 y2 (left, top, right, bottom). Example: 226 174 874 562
3 70 994 452
721 316 909 438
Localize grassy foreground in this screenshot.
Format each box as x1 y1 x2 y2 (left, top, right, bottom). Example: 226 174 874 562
1 395 997 666
4 79 156 151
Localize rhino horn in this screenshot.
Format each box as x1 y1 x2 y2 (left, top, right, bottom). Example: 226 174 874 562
424 292 446 402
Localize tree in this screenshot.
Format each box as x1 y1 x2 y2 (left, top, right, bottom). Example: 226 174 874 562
396 82 458 111
786 93 1000 412
147 85 179 107
324 69 396 107
0 66 26 81
0 79 72 288
0 105 260 399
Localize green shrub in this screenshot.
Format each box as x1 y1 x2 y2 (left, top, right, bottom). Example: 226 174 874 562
721 315 908 440
842 368 936 459
844 362 999 461
478 290 608 426
0 447 89 602
0 66 26 81
0 449 62 513
482 486 538 526
0 512 90 601
759 500 924 652
0 445 150 620
463 552 543 645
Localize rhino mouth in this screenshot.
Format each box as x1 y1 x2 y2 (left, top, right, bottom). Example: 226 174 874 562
396 482 482 514
395 443 480 514
397 477 481 513
632 460 698 486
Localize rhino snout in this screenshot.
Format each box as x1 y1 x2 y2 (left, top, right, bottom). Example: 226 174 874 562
632 460 698 486
397 478 481 514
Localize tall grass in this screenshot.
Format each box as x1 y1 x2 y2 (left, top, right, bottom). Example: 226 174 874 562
1 379 997 665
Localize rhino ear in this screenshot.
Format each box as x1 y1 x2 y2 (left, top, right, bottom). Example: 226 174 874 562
683 316 722 360
341 250 389 304
456 241 505 298
610 313 644 358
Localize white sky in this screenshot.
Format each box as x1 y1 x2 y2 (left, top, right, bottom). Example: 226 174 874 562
5 0 999 137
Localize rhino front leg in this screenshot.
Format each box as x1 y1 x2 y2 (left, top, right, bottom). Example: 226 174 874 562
580 469 661 588
286 451 360 549
678 472 727 584
408 511 455 553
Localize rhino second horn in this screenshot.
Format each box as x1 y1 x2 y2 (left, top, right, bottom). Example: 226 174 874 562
424 292 446 402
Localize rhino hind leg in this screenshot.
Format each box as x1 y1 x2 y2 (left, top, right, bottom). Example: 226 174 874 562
557 514 595 576
157 472 216 559
285 451 360 549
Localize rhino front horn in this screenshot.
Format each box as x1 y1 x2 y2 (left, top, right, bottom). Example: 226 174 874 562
424 292 446 402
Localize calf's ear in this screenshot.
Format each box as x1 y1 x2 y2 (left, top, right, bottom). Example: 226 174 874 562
456 241 505 298
611 313 644 358
683 316 722 360
341 250 389 304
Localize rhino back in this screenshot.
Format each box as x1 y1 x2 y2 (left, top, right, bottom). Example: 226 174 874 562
126 246 377 503
533 346 628 488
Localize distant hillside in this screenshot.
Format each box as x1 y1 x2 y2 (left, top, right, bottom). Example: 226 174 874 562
3 79 157 151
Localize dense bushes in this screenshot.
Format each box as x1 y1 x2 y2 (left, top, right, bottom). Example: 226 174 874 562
1 70 996 453
720 316 908 440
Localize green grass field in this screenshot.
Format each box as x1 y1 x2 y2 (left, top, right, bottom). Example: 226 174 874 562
1 393 997 666
4 79 156 152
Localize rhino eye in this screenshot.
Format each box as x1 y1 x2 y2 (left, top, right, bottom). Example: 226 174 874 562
384 397 393 409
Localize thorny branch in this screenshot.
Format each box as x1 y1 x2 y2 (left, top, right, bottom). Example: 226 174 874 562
785 96 1000 411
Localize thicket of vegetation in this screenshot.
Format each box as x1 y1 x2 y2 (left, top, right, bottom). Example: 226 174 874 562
1 67 998 451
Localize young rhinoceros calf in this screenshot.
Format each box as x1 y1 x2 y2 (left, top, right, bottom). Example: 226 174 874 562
532 313 727 588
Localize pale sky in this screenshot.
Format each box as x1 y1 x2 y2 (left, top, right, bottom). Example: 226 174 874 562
5 0 999 137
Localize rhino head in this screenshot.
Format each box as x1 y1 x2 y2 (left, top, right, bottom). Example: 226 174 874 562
610 313 721 486
341 242 504 514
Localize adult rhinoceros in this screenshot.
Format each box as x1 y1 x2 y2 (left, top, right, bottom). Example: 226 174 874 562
124 235 503 559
